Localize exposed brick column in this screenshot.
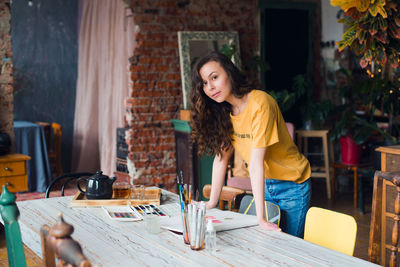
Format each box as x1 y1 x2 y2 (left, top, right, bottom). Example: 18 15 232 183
0 1 14 142
126 0 259 191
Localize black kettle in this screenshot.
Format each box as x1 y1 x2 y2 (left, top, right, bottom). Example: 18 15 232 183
77 171 116 199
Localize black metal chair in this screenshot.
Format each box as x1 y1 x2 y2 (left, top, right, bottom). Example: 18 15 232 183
45 172 93 198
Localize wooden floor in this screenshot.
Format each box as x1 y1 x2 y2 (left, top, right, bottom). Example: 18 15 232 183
0 177 373 265
0 224 43 266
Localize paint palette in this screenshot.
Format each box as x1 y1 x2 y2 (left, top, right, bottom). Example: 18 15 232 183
131 204 168 217
102 206 143 221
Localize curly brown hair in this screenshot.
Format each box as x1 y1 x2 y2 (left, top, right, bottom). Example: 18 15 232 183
190 51 251 156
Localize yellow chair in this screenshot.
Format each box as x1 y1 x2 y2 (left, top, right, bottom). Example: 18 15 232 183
304 207 357 256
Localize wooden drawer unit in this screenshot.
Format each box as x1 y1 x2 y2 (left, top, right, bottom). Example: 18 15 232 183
0 154 31 193
385 153 400 172
0 160 26 176
369 146 400 266
379 146 400 172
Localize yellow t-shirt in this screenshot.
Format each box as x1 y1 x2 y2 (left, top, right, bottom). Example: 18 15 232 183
230 90 310 183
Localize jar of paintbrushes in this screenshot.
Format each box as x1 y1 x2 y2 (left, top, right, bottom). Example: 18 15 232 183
187 202 206 250
177 172 206 250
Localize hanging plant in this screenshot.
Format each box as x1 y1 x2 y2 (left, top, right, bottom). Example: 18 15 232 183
331 0 400 70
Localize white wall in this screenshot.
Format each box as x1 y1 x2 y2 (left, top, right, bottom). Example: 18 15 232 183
321 0 343 44
320 1 346 97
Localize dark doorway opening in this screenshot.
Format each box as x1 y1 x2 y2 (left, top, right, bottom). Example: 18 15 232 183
260 3 316 128
264 8 309 91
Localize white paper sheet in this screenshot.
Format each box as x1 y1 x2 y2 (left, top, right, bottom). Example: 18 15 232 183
159 208 258 233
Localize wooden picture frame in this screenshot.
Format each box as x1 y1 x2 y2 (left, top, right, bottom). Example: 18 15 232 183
177 31 241 109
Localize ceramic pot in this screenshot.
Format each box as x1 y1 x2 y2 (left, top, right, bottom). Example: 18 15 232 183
340 136 362 165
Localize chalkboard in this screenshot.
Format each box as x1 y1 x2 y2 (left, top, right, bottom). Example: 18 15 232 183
11 0 78 172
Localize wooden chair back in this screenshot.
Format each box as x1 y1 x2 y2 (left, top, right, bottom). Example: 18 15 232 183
41 213 91 267
51 122 62 171
285 122 295 140
36 122 63 177
304 207 357 256
0 185 26 267
226 150 252 194
0 185 91 266
45 172 93 198
202 184 245 211
36 121 52 147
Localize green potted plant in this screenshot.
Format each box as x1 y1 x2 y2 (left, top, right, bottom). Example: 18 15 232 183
270 74 333 130
331 0 400 70
329 104 377 164
268 74 333 130
329 68 397 164
295 75 333 130
330 0 400 164
330 0 400 135
268 87 302 114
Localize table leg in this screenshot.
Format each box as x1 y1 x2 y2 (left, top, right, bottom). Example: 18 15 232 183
297 133 302 154
322 135 331 199
304 137 308 156
368 173 382 263
353 166 358 209
332 164 336 200
359 175 365 214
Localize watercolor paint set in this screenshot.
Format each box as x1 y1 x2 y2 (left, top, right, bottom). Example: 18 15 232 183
131 204 168 217
103 204 180 222
102 206 142 221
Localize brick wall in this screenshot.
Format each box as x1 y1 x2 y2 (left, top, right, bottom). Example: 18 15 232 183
126 0 260 191
0 1 13 139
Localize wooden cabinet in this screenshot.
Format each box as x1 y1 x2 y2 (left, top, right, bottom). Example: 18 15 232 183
369 145 400 265
171 119 198 196
171 119 214 200
0 153 31 193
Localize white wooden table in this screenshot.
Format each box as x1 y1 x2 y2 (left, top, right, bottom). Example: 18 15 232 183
12 190 378 267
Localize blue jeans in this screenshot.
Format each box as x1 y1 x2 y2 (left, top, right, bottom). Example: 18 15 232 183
264 178 311 238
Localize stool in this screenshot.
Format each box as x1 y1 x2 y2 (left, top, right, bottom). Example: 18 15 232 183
296 130 332 199
331 162 371 212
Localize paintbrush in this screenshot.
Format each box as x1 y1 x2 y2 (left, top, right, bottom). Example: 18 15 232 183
179 170 184 185
184 184 188 204
177 175 185 211
188 184 192 203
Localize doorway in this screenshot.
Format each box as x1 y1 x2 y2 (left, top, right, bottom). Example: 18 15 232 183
260 1 317 127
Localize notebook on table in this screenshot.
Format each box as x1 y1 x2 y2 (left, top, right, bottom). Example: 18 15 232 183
159 208 258 233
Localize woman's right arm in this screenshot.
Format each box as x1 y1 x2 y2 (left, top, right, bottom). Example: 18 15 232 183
206 148 233 209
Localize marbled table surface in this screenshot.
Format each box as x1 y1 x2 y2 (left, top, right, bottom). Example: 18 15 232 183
13 190 378 266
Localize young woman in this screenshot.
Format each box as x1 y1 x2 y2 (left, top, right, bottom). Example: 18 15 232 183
190 51 311 237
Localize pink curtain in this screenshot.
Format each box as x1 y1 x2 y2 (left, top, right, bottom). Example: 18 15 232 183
72 0 135 176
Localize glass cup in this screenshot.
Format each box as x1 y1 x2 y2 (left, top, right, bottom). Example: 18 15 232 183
131 184 145 200
189 215 205 250
187 203 206 250
112 181 131 199
182 210 190 244
144 214 161 234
